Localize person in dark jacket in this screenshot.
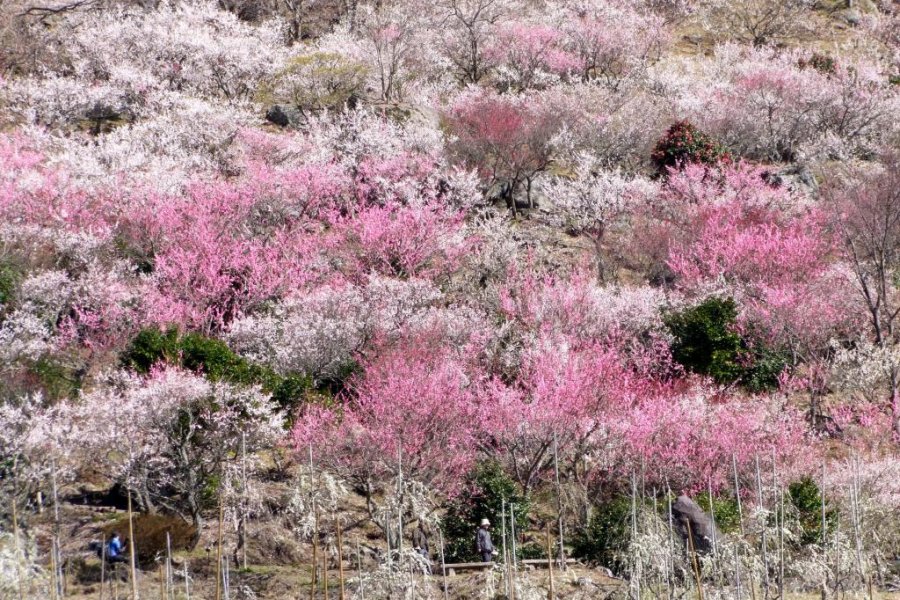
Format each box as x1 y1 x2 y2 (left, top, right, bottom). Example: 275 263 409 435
476 518 496 563
412 522 430 558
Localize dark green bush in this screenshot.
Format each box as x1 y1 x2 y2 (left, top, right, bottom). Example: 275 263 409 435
571 495 632 574
122 327 313 412
665 297 744 383
651 120 730 176
0 261 21 306
789 477 836 546
695 491 742 534
441 461 529 563
121 327 180 373
665 297 786 391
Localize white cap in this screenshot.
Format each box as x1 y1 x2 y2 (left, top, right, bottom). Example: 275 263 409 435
480 518 490 526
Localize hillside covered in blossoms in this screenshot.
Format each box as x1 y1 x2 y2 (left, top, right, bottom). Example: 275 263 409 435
2 0 900 598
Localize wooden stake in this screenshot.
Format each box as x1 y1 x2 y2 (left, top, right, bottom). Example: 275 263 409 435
100 535 107 600
241 432 248 571
502 499 510 599
127 492 139 600
356 538 365 600
50 537 59 600
732 455 745 600
546 524 555 600
11 497 26 600
666 483 675 600
337 518 346 600
323 527 329 600
510 502 519 593
158 562 165 600
310 510 319 600
215 493 224 600
552 432 565 571
631 472 641 600
439 529 449 600
686 520 704 600
183 559 190 600
754 457 769 596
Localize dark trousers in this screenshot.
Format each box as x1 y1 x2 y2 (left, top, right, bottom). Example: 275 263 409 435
481 551 493 563
106 555 127 564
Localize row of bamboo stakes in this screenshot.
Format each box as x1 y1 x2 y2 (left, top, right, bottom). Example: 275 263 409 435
6 450 876 600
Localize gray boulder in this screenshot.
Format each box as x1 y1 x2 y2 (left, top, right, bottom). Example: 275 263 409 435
672 495 720 554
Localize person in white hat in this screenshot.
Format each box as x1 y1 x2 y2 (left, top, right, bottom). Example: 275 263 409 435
476 518 496 563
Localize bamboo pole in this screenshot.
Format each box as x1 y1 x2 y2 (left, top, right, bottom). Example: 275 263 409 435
631 472 641 600
183 559 190 600
50 537 59 600
732 456 745 600
356 538 365 600
754 457 769 596
502 499 510 599
778 486 785 600
158 563 165 600
165 532 172 600
323 527 329 600
666 482 675 600
127 492 139 600
100 535 107 600
438 530 449 600
337 518 345 600
215 493 225 600
510 503 519 599
686 520 704 600
52 458 62 600
546 524 555 600
311 510 319 600
552 432 565 571
11 497 26 600
241 432 248 571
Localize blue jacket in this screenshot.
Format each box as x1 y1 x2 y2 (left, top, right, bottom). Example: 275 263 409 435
107 537 123 558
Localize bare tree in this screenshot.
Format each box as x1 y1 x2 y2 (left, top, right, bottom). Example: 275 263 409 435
439 0 505 84
706 0 813 47
827 152 900 435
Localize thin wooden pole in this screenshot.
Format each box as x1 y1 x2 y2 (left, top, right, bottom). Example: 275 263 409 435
546 524 555 600
356 538 365 600
11 497 26 600
731 457 744 600
552 432 565 571
686 520 704 600
438 530 449 600
158 562 165 600
50 537 59 600
241 432 248 571
337 518 346 600
100 535 107 600
666 483 675 600
311 511 319 600
323 526 329 600
183 559 190 600
778 486 785 600
631 472 641 600
127 492 139 600
510 503 519 599
215 494 224 600
502 499 510 599
165 532 172 600
755 457 769 596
